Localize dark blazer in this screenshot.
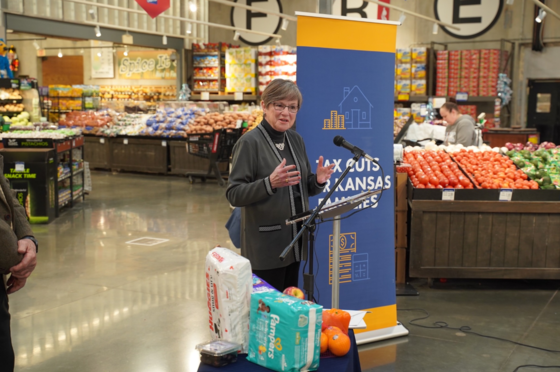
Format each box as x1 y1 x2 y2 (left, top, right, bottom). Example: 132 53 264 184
0 155 34 274
226 123 324 270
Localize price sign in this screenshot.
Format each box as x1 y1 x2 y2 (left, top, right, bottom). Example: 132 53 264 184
100 138 105 144
234 92 244 101
397 93 410 101
456 92 468 102
201 92 210 101
442 189 455 201
15 162 25 172
124 138 128 145
161 140 167 147
499 188 513 202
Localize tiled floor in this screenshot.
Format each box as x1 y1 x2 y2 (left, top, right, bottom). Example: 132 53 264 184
8 172 560 372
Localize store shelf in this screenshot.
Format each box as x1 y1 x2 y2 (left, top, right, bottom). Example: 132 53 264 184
73 168 84 175
190 94 257 101
193 77 220 80
193 52 221 56
58 173 71 182
394 95 428 103
193 64 219 68
0 98 22 104
73 191 83 201
192 89 221 93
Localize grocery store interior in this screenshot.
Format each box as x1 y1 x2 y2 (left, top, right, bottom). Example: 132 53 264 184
1 1 560 372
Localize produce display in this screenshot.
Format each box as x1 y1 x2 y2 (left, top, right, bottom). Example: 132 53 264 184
0 128 81 139
144 108 205 137
0 88 22 100
0 103 24 112
4 111 30 126
451 149 536 189
100 85 176 101
186 111 247 134
403 149 474 189
506 148 560 190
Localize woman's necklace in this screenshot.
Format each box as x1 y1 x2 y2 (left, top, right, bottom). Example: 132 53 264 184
275 134 286 151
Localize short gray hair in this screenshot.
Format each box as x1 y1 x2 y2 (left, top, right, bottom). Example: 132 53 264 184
261 79 302 109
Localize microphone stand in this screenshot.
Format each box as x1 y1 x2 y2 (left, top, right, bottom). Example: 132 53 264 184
280 152 362 302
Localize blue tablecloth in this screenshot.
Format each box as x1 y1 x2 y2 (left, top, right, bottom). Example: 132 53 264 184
197 330 361 372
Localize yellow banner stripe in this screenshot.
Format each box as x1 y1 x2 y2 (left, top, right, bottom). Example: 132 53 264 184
353 304 398 334
297 15 397 53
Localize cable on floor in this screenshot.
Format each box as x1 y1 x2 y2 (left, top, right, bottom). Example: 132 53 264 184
399 308 560 353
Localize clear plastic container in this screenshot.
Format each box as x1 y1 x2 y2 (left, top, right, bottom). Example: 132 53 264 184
196 340 240 367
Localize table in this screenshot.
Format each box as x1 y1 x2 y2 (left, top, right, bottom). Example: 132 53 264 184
197 330 361 372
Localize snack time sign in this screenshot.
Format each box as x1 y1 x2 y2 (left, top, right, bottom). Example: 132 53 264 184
116 50 176 80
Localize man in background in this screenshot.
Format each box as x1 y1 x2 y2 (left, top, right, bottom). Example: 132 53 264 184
440 102 478 147
0 164 38 371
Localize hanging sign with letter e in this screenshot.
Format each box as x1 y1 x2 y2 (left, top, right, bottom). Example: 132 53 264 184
135 0 170 18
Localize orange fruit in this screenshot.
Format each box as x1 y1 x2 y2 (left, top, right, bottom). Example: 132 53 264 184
324 326 342 339
328 332 351 357
320 332 328 353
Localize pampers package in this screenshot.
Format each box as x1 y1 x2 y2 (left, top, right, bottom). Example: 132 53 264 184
247 291 323 372
205 247 252 353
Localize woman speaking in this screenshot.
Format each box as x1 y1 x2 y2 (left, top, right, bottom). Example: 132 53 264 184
226 79 335 292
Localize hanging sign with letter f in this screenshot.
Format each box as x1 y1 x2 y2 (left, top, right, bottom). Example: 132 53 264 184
135 0 170 18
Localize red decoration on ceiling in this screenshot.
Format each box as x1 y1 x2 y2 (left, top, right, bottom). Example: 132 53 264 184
134 0 170 19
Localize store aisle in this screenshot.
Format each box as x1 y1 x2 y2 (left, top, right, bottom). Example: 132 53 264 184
8 171 560 372
10 171 235 372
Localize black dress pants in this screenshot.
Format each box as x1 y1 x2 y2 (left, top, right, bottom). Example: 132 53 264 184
0 279 14 372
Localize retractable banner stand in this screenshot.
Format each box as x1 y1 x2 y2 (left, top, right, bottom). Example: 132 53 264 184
295 12 408 344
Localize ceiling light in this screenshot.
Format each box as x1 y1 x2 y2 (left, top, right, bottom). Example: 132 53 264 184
433 23 439 34
506 0 514 4
33 41 40 50
275 38 281 46
80 48 84 54
233 31 240 41
162 35 167 45
281 19 289 31
95 25 101 37
58 49 63 58
535 8 547 23
398 12 406 24
186 23 192 34
189 1 197 12
88 8 96 20
97 51 102 57
124 46 128 56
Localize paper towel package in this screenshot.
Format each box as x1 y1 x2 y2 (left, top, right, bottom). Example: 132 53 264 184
205 247 252 353
247 291 323 372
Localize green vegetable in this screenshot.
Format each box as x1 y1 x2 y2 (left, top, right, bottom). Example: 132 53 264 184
542 176 552 186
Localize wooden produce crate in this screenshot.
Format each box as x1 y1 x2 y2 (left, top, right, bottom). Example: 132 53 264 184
169 140 228 175
409 199 560 280
110 137 168 174
84 136 111 170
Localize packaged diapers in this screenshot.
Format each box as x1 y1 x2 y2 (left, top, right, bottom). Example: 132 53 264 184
205 247 252 353
252 274 278 294
247 291 322 372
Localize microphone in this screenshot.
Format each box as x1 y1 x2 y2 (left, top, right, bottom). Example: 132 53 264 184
333 136 379 164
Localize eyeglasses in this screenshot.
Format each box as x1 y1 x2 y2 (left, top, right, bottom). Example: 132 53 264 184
273 103 299 114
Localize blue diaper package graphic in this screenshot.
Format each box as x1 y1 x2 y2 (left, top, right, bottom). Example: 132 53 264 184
252 274 278 294
247 292 323 372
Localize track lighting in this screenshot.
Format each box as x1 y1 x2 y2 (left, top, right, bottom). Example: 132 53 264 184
281 19 289 31
506 0 514 4
186 23 192 34
80 48 84 54
95 25 101 37
33 41 40 50
124 46 128 56
58 49 63 58
189 1 197 12
233 31 240 41
433 23 439 34
275 38 280 45
88 8 96 20
162 35 167 45
398 12 406 24
97 51 102 57
535 8 546 23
